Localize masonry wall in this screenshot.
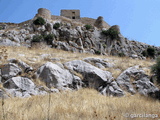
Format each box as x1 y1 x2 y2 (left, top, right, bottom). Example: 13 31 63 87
61 10 80 19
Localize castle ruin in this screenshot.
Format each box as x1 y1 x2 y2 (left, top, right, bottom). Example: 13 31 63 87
60 10 80 19
35 8 51 19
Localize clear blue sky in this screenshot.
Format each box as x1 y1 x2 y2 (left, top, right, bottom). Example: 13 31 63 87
0 0 160 46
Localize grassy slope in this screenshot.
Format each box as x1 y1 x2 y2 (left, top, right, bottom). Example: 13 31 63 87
0 46 160 120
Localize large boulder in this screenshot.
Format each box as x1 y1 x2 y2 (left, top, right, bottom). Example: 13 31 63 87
3 76 35 90
117 66 159 96
36 62 74 89
1 63 22 80
3 77 47 97
64 60 113 89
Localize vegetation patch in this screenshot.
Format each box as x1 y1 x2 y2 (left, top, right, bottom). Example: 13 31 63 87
142 47 155 58
102 28 119 39
33 17 46 25
44 34 54 44
53 23 60 29
151 56 160 84
84 24 92 30
31 35 44 42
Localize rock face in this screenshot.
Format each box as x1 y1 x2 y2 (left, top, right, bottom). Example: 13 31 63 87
117 66 159 96
1 63 22 80
64 60 113 89
84 57 114 68
3 77 35 90
36 62 74 89
64 60 124 96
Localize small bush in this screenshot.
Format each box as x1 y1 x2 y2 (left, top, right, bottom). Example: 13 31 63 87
0 26 3 30
33 17 46 25
151 57 160 84
84 24 92 30
141 47 155 58
147 47 155 58
31 35 43 42
102 28 119 39
53 23 60 29
95 50 101 55
141 50 148 57
118 52 125 57
44 34 54 44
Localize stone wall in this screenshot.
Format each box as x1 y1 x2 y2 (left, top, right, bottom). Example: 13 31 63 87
61 10 80 19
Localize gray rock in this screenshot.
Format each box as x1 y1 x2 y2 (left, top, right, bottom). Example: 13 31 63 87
36 62 73 89
1 63 22 80
84 57 114 68
95 63 105 69
133 75 159 96
0 39 20 46
99 81 124 97
116 66 143 94
0 89 9 98
53 41 71 51
3 77 35 91
64 60 113 89
18 61 33 73
116 65 159 96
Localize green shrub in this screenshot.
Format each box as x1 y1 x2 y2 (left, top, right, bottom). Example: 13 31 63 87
102 28 119 39
0 26 3 30
151 56 160 84
53 23 60 29
118 52 125 57
84 24 92 30
33 17 46 25
141 50 148 57
157 51 160 55
95 50 101 55
31 35 43 42
141 47 155 58
44 34 54 44
147 47 155 58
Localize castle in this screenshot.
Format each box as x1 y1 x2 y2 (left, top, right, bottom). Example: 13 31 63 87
34 8 110 29
35 8 80 20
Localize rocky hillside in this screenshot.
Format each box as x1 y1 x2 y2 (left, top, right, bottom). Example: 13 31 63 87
0 8 159 59
0 8 160 99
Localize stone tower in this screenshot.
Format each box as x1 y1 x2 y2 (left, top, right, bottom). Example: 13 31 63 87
35 8 51 19
60 10 80 19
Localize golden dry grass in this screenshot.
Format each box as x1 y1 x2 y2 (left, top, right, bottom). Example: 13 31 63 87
0 89 160 120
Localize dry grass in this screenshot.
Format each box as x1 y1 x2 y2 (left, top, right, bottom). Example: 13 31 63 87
0 88 160 120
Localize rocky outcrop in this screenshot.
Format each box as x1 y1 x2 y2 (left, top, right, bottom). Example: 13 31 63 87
64 60 124 96
117 66 159 96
